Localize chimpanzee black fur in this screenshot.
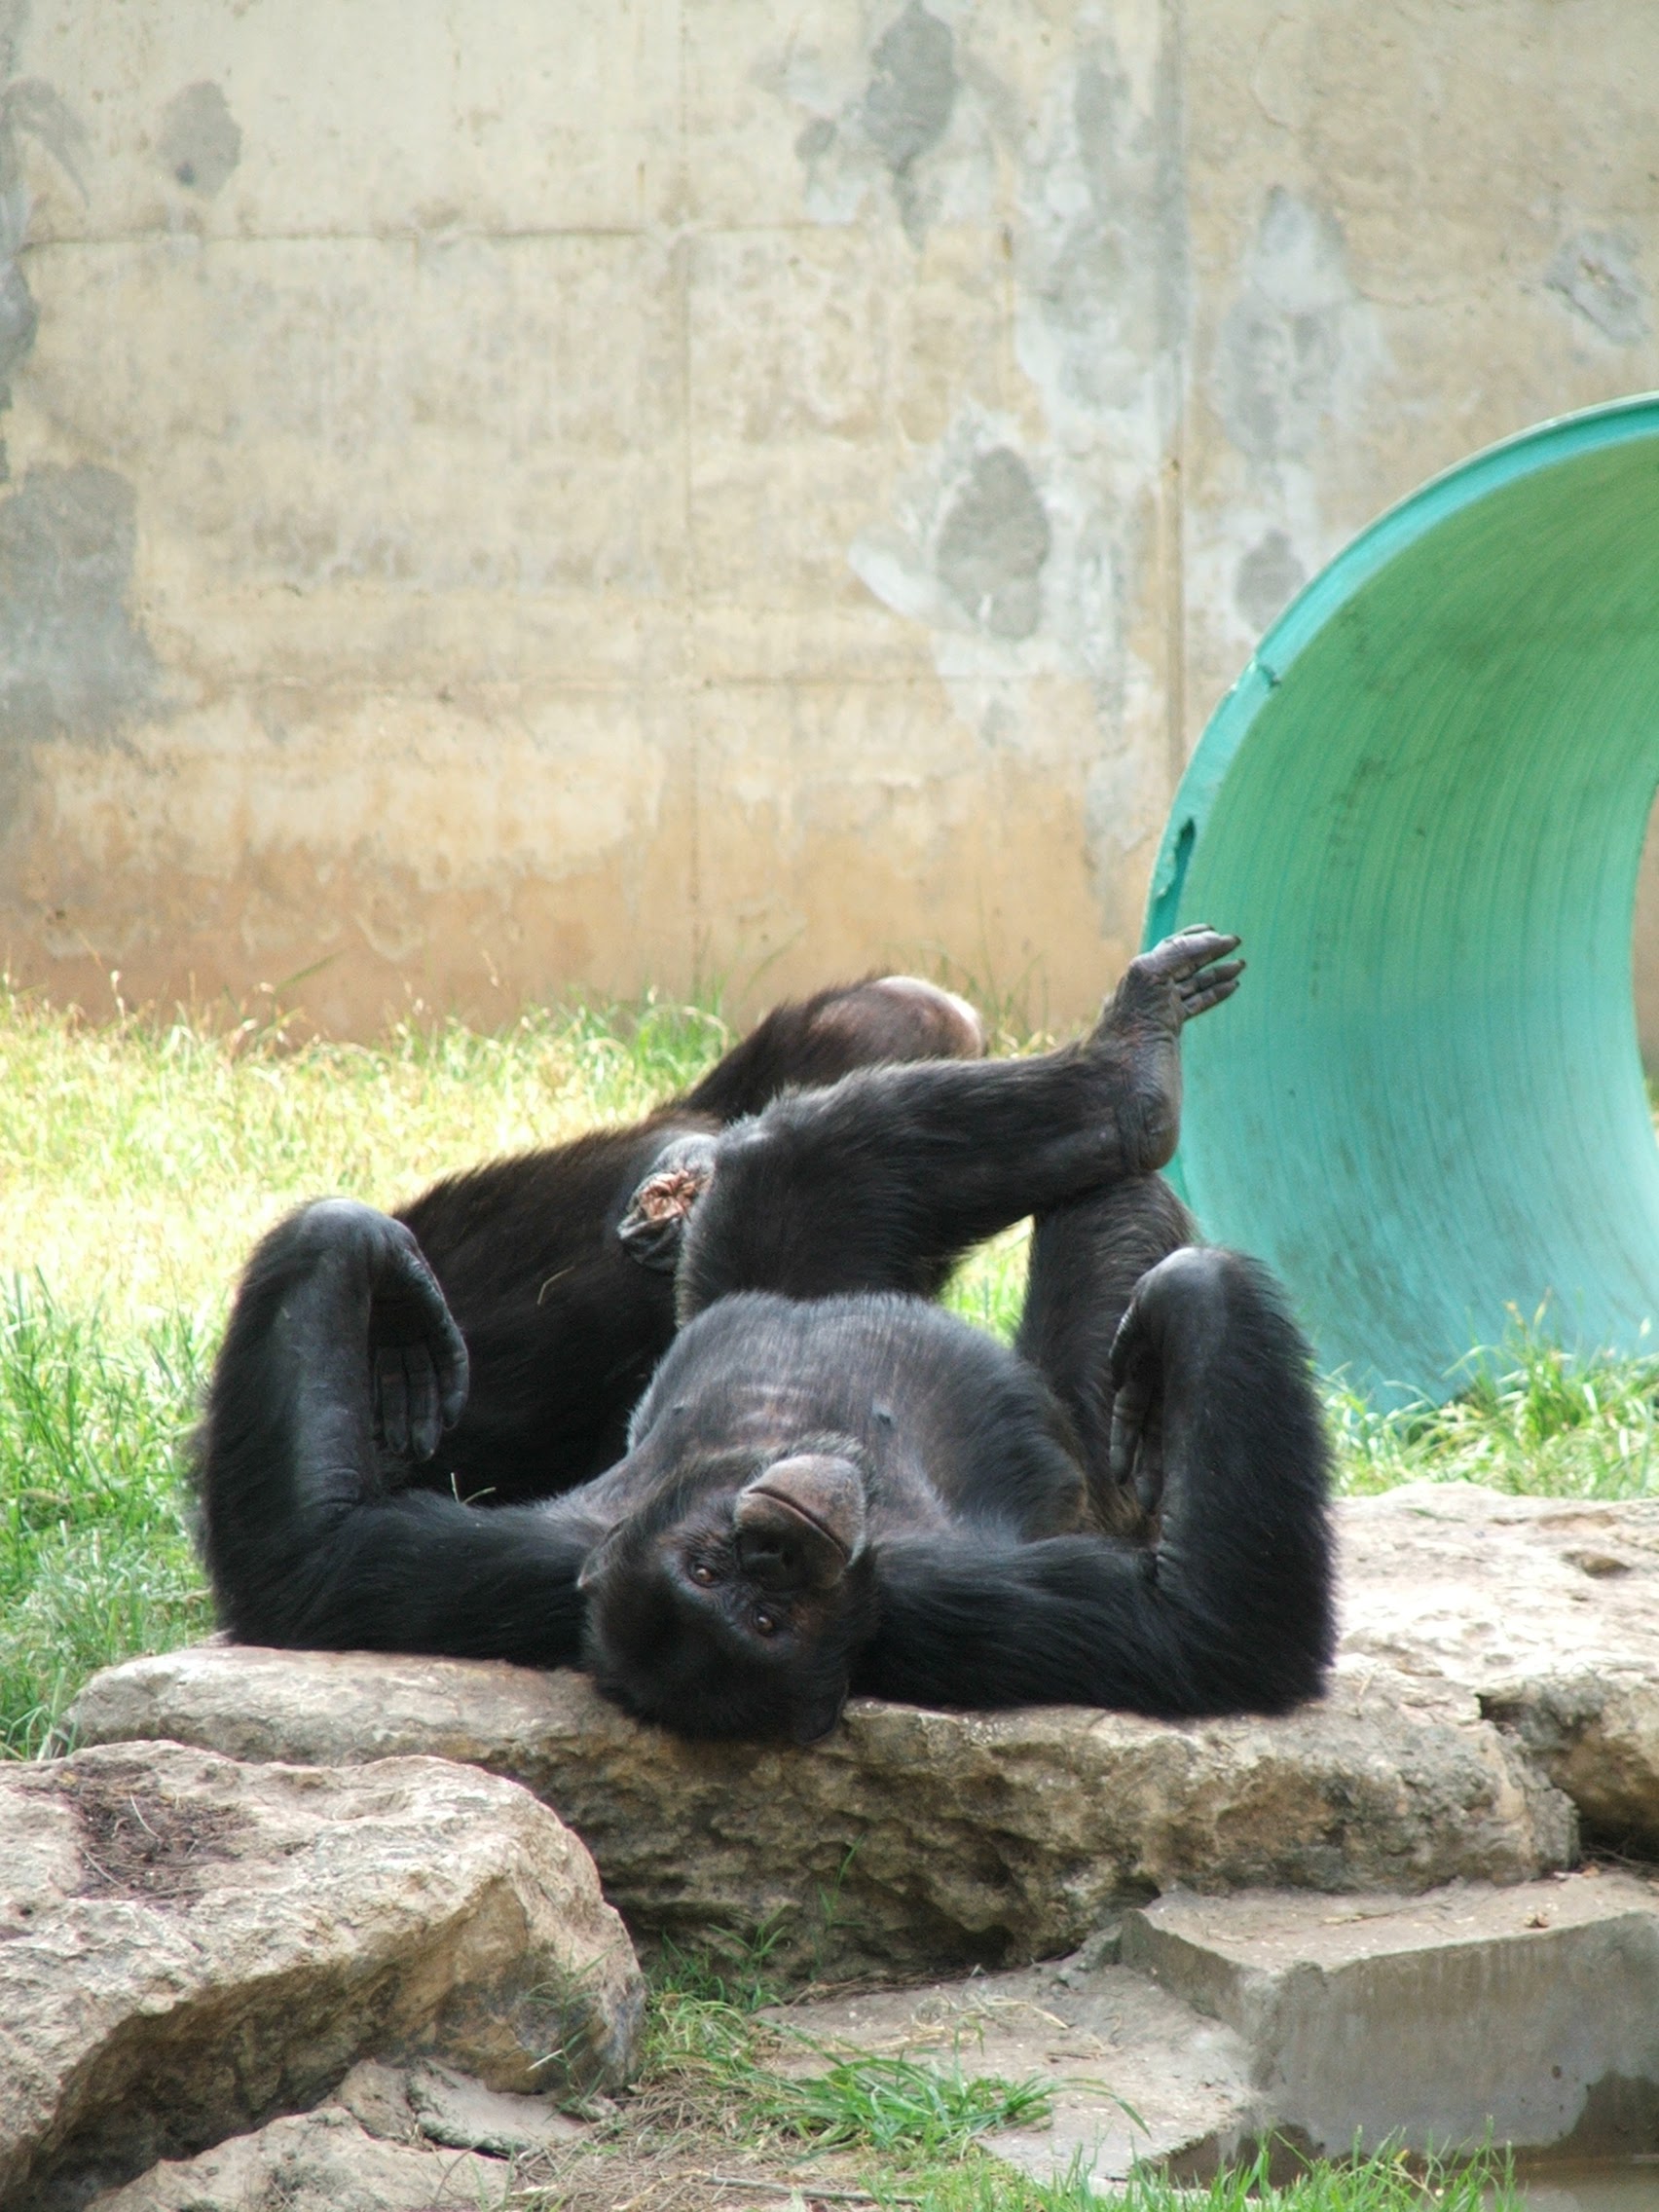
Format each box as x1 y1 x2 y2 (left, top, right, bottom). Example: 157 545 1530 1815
376 974 985 1504
196 931 1335 1743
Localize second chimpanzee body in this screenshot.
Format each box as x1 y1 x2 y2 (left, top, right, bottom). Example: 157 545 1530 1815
198 931 1335 1742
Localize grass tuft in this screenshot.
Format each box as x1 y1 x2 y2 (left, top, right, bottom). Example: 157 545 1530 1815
1330 1305 1659 1500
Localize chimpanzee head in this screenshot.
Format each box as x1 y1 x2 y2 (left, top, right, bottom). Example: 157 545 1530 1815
577 1435 878 1744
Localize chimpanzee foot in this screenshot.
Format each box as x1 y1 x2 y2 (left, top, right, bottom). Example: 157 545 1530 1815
1092 927 1243 1171
617 1133 719 1272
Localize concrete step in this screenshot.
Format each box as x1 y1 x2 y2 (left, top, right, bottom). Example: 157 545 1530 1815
1119 1870 1659 2160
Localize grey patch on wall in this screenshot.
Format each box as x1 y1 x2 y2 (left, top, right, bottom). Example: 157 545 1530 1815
936 448 1051 640
158 81 241 196
861 3 956 244
1016 38 1188 425
1235 528 1306 635
772 2 990 247
0 464 160 748
0 68 89 427
0 0 27 84
1215 189 1366 461
1546 231 1648 346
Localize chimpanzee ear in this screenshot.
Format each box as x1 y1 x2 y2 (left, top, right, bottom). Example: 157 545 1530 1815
734 1452 867 1589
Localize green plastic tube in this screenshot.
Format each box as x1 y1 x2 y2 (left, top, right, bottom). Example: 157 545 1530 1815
1144 394 1659 1402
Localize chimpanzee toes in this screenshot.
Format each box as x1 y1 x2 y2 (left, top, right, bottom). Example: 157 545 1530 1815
618 1133 719 1272
1138 926 1241 983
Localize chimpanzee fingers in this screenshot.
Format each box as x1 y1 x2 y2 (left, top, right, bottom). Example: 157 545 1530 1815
406 1346 443 1462
378 1232 471 1429
374 1346 411 1458
1107 1379 1151 1488
1178 957 1243 999
1142 927 1241 983
1178 961 1245 1018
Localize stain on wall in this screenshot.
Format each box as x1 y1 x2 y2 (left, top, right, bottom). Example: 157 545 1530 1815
0 464 158 748
861 2 957 243
1234 526 1306 635
781 1 994 243
936 448 1051 641
0 9 85 464
1214 187 1375 462
1546 230 1648 347
156 80 240 196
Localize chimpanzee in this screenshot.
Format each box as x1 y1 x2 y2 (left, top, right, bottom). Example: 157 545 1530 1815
379 972 986 1505
197 929 1334 1744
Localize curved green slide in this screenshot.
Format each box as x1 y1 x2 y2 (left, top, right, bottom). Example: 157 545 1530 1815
1144 394 1659 1402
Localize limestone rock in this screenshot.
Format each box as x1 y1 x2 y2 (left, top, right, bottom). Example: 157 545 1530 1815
1118 1868 1659 2158
84 2107 502 2212
69 1640 1571 1980
0 1742 643 2211
1341 1482 1659 1850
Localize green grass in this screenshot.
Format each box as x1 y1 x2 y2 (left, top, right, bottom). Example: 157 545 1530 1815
4 980 1659 1761
1329 1308 1659 1499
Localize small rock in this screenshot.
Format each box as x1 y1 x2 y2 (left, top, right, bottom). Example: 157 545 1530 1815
406 2058 591 2155
333 2060 421 2144
84 2106 502 2212
0 1742 643 2209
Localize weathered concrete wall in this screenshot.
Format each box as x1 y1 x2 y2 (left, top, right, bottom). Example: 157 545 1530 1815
0 1 1655 1034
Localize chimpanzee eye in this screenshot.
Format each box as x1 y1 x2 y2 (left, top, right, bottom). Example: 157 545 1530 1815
690 1561 717 1586
753 1608 779 1635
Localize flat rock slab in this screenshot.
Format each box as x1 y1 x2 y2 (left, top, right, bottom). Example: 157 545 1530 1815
70 1637 1571 1980
1120 1869 1659 2158
0 1742 643 2212
1343 1483 1659 1852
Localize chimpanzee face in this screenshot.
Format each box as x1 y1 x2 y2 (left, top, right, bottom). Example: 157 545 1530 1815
578 1438 877 1744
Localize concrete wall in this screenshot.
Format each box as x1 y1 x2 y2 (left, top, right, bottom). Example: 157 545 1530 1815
1 0 1656 1034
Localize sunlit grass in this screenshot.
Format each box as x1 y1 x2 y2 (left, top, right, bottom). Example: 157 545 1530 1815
1330 1307 1659 1500
0 978 733 1330
0 1281 213 1754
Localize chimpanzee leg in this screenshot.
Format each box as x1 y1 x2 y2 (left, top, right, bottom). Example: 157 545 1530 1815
197 1198 608 1663
858 1245 1334 1717
674 928 1241 1314
1015 1174 1196 1534
679 975 984 1121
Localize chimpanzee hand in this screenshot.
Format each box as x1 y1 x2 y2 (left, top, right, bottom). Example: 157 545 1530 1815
1091 927 1243 1171
359 1225 469 1461
1106 1287 1168 1523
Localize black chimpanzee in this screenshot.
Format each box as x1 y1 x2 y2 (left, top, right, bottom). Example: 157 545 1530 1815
197 929 1334 1744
